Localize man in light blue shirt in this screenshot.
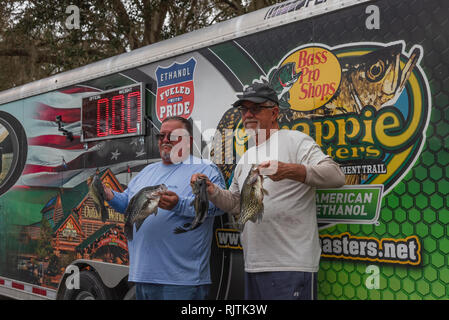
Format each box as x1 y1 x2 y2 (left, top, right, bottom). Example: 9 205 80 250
105 116 225 300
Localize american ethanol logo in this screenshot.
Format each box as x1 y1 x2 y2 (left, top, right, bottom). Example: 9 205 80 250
316 185 383 224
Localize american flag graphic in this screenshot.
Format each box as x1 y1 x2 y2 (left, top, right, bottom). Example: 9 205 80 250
19 86 159 188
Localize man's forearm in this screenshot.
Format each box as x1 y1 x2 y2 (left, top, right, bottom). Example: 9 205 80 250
208 185 241 215
304 158 346 188
275 158 345 188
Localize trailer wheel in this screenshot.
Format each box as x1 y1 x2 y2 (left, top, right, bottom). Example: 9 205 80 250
0 111 27 196
62 270 113 300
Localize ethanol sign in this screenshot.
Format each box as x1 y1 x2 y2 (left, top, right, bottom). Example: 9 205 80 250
316 185 383 224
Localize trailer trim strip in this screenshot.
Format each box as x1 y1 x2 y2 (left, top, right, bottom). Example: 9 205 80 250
0 276 57 300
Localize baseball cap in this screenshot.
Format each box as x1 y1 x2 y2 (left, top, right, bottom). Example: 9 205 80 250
233 83 279 107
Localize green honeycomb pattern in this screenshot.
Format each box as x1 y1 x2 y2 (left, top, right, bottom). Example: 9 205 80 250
318 0 449 300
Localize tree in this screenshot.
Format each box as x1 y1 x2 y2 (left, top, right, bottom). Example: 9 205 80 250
0 0 282 91
36 217 54 260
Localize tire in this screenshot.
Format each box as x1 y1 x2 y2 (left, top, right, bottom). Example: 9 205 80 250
0 111 27 196
62 270 113 300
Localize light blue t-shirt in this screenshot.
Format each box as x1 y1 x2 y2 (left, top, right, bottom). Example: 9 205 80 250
108 155 225 285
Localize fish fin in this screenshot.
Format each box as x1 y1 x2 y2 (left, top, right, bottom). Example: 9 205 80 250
236 222 244 232
124 222 133 241
135 220 145 233
142 206 158 217
250 208 264 224
173 223 191 234
262 188 269 196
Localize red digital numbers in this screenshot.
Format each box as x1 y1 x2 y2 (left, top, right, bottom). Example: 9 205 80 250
97 98 109 137
111 94 125 135
88 89 141 140
127 91 141 134
82 84 143 142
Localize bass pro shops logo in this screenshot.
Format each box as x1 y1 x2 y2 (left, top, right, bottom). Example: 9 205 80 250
259 41 431 194
155 57 196 122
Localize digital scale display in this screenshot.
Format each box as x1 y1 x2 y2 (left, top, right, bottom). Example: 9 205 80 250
81 83 145 142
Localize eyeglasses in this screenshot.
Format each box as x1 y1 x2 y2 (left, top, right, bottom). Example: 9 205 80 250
237 105 275 115
156 132 190 141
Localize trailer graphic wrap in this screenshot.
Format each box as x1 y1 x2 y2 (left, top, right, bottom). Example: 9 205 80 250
320 233 421 266
316 185 384 224
0 0 447 301
155 58 196 122
206 0 445 299
267 45 341 111
0 169 129 290
229 42 430 194
212 41 429 229
211 39 430 267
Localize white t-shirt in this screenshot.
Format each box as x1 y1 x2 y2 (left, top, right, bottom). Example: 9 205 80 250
229 129 330 273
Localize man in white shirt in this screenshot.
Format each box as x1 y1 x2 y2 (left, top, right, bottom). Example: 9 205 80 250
192 83 345 300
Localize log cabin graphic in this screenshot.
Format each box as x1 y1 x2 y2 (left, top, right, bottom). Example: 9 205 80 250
21 169 129 288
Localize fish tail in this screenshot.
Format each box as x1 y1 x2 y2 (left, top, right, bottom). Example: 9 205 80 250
257 209 264 223
173 223 191 234
173 227 187 234
124 222 133 240
100 204 108 222
250 209 264 224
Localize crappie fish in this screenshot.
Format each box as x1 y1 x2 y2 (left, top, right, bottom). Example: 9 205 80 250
124 184 167 240
324 43 420 114
237 165 268 232
87 170 108 223
209 107 241 185
174 177 209 234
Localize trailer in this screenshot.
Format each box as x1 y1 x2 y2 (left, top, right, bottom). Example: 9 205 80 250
0 0 447 300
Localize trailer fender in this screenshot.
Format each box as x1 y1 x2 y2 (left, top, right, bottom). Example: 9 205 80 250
57 260 129 295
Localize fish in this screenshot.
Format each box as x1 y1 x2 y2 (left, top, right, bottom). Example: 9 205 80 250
268 62 302 109
236 165 268 232
321 43 421 115
174 177 209 234
209 107 241 185
87 170 108 222
124 184 167 240
318 44 421 184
